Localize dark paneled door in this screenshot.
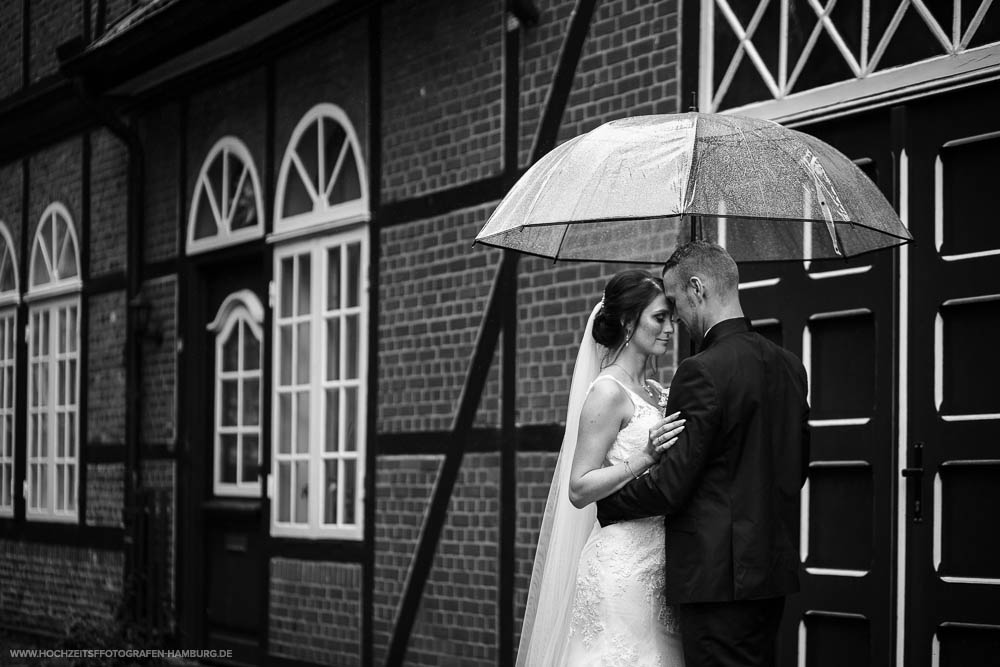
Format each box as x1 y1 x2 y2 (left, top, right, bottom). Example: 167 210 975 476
902 82 1000 666
737 108 899 667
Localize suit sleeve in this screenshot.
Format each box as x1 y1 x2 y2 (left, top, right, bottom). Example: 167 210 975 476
596 357 720 525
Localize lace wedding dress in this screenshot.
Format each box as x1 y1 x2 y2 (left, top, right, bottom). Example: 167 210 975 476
565 376 685 667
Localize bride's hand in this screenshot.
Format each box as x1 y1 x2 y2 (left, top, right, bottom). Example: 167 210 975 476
646 411 686 461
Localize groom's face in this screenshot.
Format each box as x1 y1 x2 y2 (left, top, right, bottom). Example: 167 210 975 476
661 267 701 338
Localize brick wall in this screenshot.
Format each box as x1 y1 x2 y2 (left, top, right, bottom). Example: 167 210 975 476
380 0 504 202
273 16 369 201
140 276 176 446
269 559 362 666
87 291 126 444
0 541 123 635
374 451 500 666
186 67 268 235
28 139 83 240
91 0 133 38
138 103 180 263
89 129 128 276
0 162 23 262
141 459 175 621
85 463 123 527
0 0 22 98
377 204 502 433
519 0 680 165
28 0 82 83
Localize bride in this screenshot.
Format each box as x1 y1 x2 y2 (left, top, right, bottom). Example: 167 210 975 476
517 269 687 667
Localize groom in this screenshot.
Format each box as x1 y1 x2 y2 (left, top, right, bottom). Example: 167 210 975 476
597 241 810 667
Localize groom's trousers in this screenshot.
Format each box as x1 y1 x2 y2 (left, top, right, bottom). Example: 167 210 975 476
677 597 785 667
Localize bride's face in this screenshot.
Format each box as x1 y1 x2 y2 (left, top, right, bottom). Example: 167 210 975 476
630 293 673 357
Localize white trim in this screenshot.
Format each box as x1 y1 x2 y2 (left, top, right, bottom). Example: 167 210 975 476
0 309 16 517
211 297 264 498
800 477 810 563
738 277 780 290
0 221 20 301
273 103 370 237
808 265 872 280
265 211 371 246
186 136 265 255
896 149 909 667
271 227 369 540
805 567 870 577
935 294 1000 418
28 203 81 294
936 133 1000 260
809 417 871 427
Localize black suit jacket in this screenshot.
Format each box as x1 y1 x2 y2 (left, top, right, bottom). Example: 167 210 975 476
597 318 810 604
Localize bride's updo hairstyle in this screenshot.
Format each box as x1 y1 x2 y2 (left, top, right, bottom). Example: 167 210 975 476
592 269 664 350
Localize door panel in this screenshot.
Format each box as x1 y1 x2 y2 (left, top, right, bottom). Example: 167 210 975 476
738 108 898 666
902 81 1000 667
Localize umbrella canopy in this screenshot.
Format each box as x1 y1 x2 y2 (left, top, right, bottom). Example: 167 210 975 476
475 113 912 263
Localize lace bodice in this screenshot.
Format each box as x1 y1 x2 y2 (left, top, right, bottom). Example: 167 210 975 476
565 375 683 667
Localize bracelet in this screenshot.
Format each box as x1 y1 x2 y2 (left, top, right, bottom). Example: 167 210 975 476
623 458 640 480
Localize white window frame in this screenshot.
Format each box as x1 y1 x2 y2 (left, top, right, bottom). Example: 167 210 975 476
187 136 265 255
0 222 17 517
207 291 265 497
699 0 1000 123
25 203 81 522
271 103 370 242
271 228 368 540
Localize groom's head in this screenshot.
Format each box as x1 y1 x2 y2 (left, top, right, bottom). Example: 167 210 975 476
661 241 741 341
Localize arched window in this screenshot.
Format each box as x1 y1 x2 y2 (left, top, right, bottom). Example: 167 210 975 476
273 103 369 238
0 222 18 517
187 137 265 254
271 105 369 539
207 291 264 497
26 203 81 522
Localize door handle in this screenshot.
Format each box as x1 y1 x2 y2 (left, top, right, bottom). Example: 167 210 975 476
902 442 924 522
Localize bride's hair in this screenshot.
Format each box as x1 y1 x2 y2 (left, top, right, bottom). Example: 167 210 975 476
592 269 664 349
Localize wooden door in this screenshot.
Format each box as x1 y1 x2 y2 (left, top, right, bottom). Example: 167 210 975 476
901 81 1000 666
737 107 899 666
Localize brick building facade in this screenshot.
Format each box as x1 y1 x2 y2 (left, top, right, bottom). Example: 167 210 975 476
1 1 999 665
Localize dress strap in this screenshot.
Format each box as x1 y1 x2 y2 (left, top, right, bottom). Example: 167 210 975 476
588 375 640 409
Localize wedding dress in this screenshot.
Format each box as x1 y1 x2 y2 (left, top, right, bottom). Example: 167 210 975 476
565 376 684 667
516 303 684 667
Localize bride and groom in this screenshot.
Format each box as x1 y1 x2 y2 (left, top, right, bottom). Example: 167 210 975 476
518 241 811 667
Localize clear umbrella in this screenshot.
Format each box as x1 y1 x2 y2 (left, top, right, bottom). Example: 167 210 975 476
475 113 912 263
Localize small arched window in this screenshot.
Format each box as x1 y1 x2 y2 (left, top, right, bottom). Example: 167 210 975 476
207 290 264 497
273 103 369 237
0 221 17 517
187 137 265 254
27 203 81 522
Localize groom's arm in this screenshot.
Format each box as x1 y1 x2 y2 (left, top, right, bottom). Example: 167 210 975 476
596 357 719 525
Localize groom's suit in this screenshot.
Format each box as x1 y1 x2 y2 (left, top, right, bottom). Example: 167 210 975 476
597 317 809 666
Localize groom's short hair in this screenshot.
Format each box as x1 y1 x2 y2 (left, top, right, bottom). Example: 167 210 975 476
662 241 739 295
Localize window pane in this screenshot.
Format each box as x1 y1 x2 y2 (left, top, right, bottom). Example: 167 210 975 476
280 257 294 318
222 329 239 371
278 394 292 454
243 378 260 426
57 413 65 458
326 317 340 381
40 311 49 356
58 308 66 354
194 192 218 240
278 461 291 522
242 435 259 483
343 459 356 525
347 242 360 308
345 314 359 379
55 225 78 279
66 413 76 458
297 121 321 192
279 325 292 386
67 360 77 405
297 322 310 383
243 324 260 370
32 248 50 286
231 170 258 231
329 144 362 205
325 388 339 452
297 254 311 316
35 463 46 509
281 162 313 218
221 380 239 426
344 387 358 452
39 412 47 457
57 360 65 405
68 306 77 353
295 392 309 454
220 434 238 484
294 459 309 523
57 464 64 510
327 247 341 310
0 250 14 293
322 119 347 194
324 459 338 524
66 467 76 511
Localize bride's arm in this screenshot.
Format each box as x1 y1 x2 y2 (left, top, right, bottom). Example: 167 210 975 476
567 382 682 508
